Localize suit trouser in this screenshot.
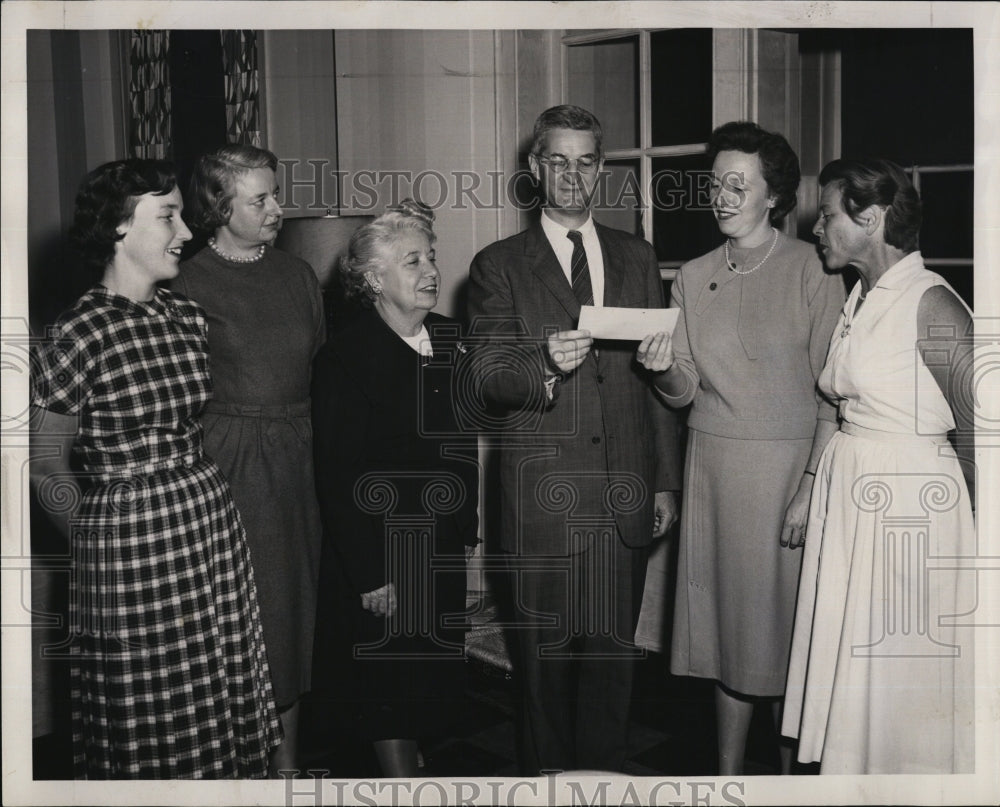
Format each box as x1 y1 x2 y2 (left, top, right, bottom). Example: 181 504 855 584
506 534 648 774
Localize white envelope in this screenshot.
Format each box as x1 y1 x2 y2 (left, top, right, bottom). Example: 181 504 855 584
577 306 680 341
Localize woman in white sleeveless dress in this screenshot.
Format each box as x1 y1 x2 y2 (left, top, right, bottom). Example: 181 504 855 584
782 159 976 774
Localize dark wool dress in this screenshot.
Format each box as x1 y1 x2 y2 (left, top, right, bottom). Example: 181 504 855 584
175 246 325 708
32 286 281 778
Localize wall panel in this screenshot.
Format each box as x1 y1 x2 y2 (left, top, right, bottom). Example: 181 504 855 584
261 30 339 216
335 29 503 319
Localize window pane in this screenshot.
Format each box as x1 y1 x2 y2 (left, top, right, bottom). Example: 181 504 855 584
838 29 973 165
593 159 642 236
650 29 713 147
651 154 722 263
925 266 973 310
567 37 639 152
918 170 973 260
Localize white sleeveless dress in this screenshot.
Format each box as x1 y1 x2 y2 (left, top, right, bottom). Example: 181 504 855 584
782 252 976 774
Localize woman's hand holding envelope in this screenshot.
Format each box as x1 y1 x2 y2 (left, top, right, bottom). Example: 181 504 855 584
636 331 675 373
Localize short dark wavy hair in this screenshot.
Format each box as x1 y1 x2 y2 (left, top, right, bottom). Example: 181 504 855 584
186 143 279 232
709 121 801 226
340 199 436 307
818 158 921 253
531 104 604 159
69 159 178 274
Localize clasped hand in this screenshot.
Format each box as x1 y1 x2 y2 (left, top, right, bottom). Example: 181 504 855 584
360 582 397 617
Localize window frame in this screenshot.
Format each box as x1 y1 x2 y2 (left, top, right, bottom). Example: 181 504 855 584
562 28 712 281
906 163 974 269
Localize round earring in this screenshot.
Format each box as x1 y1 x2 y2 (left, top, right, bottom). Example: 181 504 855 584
368 279 383 295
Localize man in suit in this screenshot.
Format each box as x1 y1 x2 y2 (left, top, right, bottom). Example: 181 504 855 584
467 105 682 774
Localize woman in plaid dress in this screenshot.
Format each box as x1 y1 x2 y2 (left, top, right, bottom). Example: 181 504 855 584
29 159 282 778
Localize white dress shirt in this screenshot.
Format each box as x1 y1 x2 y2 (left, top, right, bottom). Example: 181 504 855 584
540 210 605 307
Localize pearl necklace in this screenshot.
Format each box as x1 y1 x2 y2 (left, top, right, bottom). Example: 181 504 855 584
725 227 779 276
208 237 266 264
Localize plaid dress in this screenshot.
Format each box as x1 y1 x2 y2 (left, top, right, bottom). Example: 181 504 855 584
32 286 282 778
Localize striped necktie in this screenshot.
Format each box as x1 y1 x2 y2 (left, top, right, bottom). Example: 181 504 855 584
567 230 594 306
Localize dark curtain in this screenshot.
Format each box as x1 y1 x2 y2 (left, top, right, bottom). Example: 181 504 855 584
221 30 261 146
128 31 172 159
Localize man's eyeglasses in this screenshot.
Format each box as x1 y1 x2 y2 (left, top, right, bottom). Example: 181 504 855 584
536 154 600 173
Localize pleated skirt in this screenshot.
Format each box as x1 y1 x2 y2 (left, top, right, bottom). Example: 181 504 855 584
782 425 975 773
70 458 281 778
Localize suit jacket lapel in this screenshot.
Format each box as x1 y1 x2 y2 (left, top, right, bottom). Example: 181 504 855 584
526 224 580 320
426 313 463 358
597 225 623 308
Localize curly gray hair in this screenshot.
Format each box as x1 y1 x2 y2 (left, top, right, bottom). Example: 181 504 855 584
339 199 436 305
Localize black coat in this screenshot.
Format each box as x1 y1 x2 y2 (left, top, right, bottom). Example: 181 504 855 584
312 308 479 597
311 308 479 740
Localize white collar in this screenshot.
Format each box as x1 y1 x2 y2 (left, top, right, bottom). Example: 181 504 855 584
870 250 924 291
540 209 597 241
399 324 433 356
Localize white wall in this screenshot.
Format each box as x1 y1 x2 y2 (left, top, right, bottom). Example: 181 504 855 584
261 30 340 217
335 30 512 319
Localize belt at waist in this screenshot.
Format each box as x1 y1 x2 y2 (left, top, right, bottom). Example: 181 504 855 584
203 399 311 419
93 451 204 482
841 421 949 444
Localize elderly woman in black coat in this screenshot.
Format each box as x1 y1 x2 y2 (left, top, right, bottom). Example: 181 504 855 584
312 200 479 777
